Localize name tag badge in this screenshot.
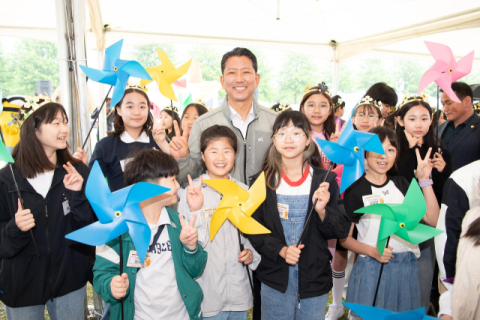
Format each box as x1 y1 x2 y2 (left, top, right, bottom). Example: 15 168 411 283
362 194 383 207
203 207 216 220
278 203 289 219
126 250 152 268
62 200 71 215
120 158 134 172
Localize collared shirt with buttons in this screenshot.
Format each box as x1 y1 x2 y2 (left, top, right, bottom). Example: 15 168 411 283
229 103 255 138
442 113 475 151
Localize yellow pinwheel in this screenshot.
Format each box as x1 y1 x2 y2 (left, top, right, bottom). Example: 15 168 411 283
140 50 191 101
204 172 270 241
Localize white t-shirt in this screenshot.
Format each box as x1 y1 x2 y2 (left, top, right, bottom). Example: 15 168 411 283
27 170 54 198
134 208 189 320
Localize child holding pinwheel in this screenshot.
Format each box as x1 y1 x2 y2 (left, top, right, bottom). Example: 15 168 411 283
177 125 260 320
340 127 440 319
247 110 351 320
92 149 207 320
0 99 96 319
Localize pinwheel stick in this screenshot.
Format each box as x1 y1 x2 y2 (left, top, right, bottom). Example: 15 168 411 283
0 126 40 258
372 236 391 307
82 86 113 149
118 235 125 320
435 86 441 153
237 229 254 294
296 163 333 247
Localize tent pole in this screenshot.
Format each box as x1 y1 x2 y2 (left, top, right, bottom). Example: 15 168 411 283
55 0 76 152
330 40 340 96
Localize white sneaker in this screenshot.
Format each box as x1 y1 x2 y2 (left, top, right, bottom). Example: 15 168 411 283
348 309 362 320
325 304 344 320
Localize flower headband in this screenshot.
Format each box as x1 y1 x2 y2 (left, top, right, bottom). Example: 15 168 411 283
399 92 429 108
303 82 330 95
163 105 180 114
357 95 381 110
19 94 52 122
271 102 291 113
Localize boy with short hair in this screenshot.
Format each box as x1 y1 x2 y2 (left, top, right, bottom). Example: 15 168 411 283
93 149 207 320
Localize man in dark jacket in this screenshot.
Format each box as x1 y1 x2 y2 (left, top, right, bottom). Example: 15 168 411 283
437 82 480 171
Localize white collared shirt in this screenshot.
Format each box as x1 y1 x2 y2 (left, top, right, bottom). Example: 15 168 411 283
229 103 255 138
134 207 190 320
119 131 150 143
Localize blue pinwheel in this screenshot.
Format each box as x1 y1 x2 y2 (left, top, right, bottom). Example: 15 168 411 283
66 161 170 263
79 39 152 109
316 108 384 193
343 303 437 320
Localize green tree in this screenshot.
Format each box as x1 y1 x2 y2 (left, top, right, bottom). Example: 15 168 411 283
189 45 224 98
250 48 276 103
277 53 319 104
2 39 59 96
127 44 177 68
0 40 13 97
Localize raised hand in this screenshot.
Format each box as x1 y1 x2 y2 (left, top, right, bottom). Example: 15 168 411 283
63 162 84 191
110 273 129 299
72 147 88 165
313 182 330 219
15 199 35 232
182 120 192 142
432 152 446 173
405 131 422 148
374 246 393 263
330 121 346 143
169 121 189 159
186 175 204 212
179 212 198 250
416 147 433 182
238 249 253 265
152 117 170 154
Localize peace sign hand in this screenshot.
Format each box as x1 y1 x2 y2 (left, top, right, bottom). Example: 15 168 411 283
169 121 189 159
330 121 346 143
63 162 84 191
179 212 198 250
182 120 192 141
432 152 446 173
416 148 433 182
186 175 204 212
152 117 170 154
405 131 422 148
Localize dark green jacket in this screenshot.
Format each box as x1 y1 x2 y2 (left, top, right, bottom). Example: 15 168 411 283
93 207 207 320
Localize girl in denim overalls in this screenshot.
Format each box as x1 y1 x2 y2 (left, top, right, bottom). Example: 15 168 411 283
248 111 351 320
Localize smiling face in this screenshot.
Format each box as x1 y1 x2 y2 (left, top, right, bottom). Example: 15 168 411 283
366 137 397 176
220 56 260 105
398 104 432 139
157 175 180 205
161 111 174 131
181 106 199 132
301 93 332 131
35 111 69 154
352 105 381 132
201 137 236 180
116 91 149 132
272 122 310 161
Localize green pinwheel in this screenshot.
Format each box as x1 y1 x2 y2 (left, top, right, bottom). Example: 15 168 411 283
354 179 443 255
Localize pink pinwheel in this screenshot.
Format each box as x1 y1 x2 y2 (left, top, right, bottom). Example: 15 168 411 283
417 41 474 102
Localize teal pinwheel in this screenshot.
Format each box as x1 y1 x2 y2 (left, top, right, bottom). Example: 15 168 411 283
66 161 170 263
79 39 152 109
343 303 437 320
316 108 385 193
354 179 443 255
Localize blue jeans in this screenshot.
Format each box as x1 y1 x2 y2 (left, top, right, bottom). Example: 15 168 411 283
204 311 248 320
6 285 86 320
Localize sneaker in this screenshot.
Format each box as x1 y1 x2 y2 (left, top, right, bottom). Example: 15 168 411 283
348 309 362 320
325 304 344 320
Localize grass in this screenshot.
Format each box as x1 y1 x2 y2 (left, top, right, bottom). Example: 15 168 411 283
1 286 350 320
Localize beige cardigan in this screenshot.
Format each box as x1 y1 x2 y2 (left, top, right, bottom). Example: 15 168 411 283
453 206 480 320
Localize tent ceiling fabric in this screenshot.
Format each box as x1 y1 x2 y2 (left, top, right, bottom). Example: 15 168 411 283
1 0 479 63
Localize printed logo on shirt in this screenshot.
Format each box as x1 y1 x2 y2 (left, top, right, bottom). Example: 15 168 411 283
258 137 263 142
149 240 172 255
119 158 134 172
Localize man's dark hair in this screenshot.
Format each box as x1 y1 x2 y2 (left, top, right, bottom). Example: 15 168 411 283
441 82 473 103
124 149 179 186
366 82 398 106
221 47 258 74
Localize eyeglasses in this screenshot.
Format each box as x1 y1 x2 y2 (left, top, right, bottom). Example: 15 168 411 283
305 104 329 111
273 132 306 142
355 113 378 121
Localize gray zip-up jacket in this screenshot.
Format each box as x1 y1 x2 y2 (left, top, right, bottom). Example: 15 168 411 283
178 173 261 318
176 97 277 185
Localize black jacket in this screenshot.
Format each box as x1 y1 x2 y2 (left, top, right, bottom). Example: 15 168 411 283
438 112 480 171
247 167 351 299
0 163 96 307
